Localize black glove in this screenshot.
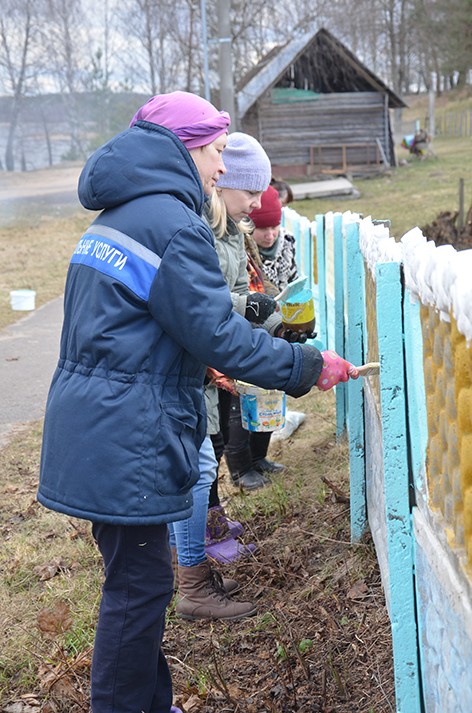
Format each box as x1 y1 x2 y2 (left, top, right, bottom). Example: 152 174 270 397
244 292 277 323
277 326 318 344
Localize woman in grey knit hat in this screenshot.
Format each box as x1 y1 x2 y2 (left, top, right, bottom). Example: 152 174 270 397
167 131 358 624
167 132 279 621
209 133 288 496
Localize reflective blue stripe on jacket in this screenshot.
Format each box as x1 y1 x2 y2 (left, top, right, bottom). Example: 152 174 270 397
37 121 322 525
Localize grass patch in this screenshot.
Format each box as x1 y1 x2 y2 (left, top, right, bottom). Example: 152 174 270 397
0 423 101 702
0 390 395 711
0 211 89 330
295 135 472 238
403 88 472 126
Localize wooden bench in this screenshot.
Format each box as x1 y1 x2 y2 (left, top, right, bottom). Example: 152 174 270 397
308 141 387 175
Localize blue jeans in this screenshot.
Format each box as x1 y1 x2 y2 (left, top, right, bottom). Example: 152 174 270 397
91 523 174 713
168 435 217 566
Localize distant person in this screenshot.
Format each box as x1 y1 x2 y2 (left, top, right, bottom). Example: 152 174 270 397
37 91 358 713
251 184 298 293
270 176 294 207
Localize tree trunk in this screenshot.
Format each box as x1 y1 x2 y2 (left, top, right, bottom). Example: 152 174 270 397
5 108 20 171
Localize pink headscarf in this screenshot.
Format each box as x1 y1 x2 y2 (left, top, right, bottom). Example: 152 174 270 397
129 91 231 149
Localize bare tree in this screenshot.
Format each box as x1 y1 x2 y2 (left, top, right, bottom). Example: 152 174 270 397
436 0 472 88
171 0 204 93
114 0 180 94
43 0 92 159
0 0 46 170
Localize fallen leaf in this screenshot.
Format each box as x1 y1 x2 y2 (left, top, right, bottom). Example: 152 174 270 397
183 694 201 711
33 562 59 581
37 601 72 636
347 580 369 599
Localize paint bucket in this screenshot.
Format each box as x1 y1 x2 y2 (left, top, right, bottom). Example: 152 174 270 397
10 289 36 311
236 382 286 432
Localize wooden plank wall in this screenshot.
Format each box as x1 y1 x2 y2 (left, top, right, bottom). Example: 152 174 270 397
241 91 390 171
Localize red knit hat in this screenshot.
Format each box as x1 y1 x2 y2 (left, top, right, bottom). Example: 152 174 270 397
250 185 282 228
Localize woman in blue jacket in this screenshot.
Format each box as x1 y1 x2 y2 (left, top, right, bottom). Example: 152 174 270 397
37 91 357 713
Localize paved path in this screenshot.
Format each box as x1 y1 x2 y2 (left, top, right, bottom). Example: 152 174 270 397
0 297 63 448
0 164 81 447
0 163 83 228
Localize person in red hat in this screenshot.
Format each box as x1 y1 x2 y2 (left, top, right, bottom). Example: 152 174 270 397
250 184 298 294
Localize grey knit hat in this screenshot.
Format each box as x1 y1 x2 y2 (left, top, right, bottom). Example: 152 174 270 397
217 132 271 192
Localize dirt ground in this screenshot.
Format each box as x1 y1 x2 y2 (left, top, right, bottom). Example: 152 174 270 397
0 393 395 713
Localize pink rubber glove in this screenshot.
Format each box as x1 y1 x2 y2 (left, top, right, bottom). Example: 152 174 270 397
316 350 359 391
206 367 238 396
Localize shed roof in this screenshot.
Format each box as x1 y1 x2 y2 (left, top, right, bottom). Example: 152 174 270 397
237 27 406 118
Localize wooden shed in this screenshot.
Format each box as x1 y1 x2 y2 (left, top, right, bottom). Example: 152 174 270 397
237 27 406 178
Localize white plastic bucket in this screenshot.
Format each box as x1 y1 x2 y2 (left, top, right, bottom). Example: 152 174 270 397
237 382 286 432
10 289 36 311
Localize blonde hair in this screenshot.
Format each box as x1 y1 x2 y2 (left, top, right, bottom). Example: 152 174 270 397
208 189 253 239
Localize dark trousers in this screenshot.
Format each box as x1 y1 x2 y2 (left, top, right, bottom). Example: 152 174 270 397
219 391 272 461
208 431 225 508
91 523 174 713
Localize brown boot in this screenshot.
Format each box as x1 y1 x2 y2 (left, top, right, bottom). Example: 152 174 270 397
176 560 257 621
172 547 239 594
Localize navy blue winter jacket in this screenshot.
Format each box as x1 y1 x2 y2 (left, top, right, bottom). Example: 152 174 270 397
37 121 323 525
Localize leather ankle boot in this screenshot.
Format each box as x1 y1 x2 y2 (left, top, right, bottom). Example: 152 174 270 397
176 560 257 621
172 546 239 595
225 448 270 491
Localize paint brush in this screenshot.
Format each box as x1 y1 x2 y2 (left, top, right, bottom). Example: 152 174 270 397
356 362 380 376
274 275 308 302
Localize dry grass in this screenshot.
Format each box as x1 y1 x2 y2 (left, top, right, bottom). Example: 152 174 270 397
0 212 89 331
295 135 472 239
0 392 394 712
0 422 101 698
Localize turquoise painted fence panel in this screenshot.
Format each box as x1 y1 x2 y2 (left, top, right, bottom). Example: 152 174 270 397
403 293 428 496
333 213 347 438
315 214 328 350
324 212 336 352
288 208 435 711
291 217 302 275
376 261 422 713
345 221 367 541
302 220 312 283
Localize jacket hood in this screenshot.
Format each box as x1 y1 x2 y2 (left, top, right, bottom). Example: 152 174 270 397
78 121 205 214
